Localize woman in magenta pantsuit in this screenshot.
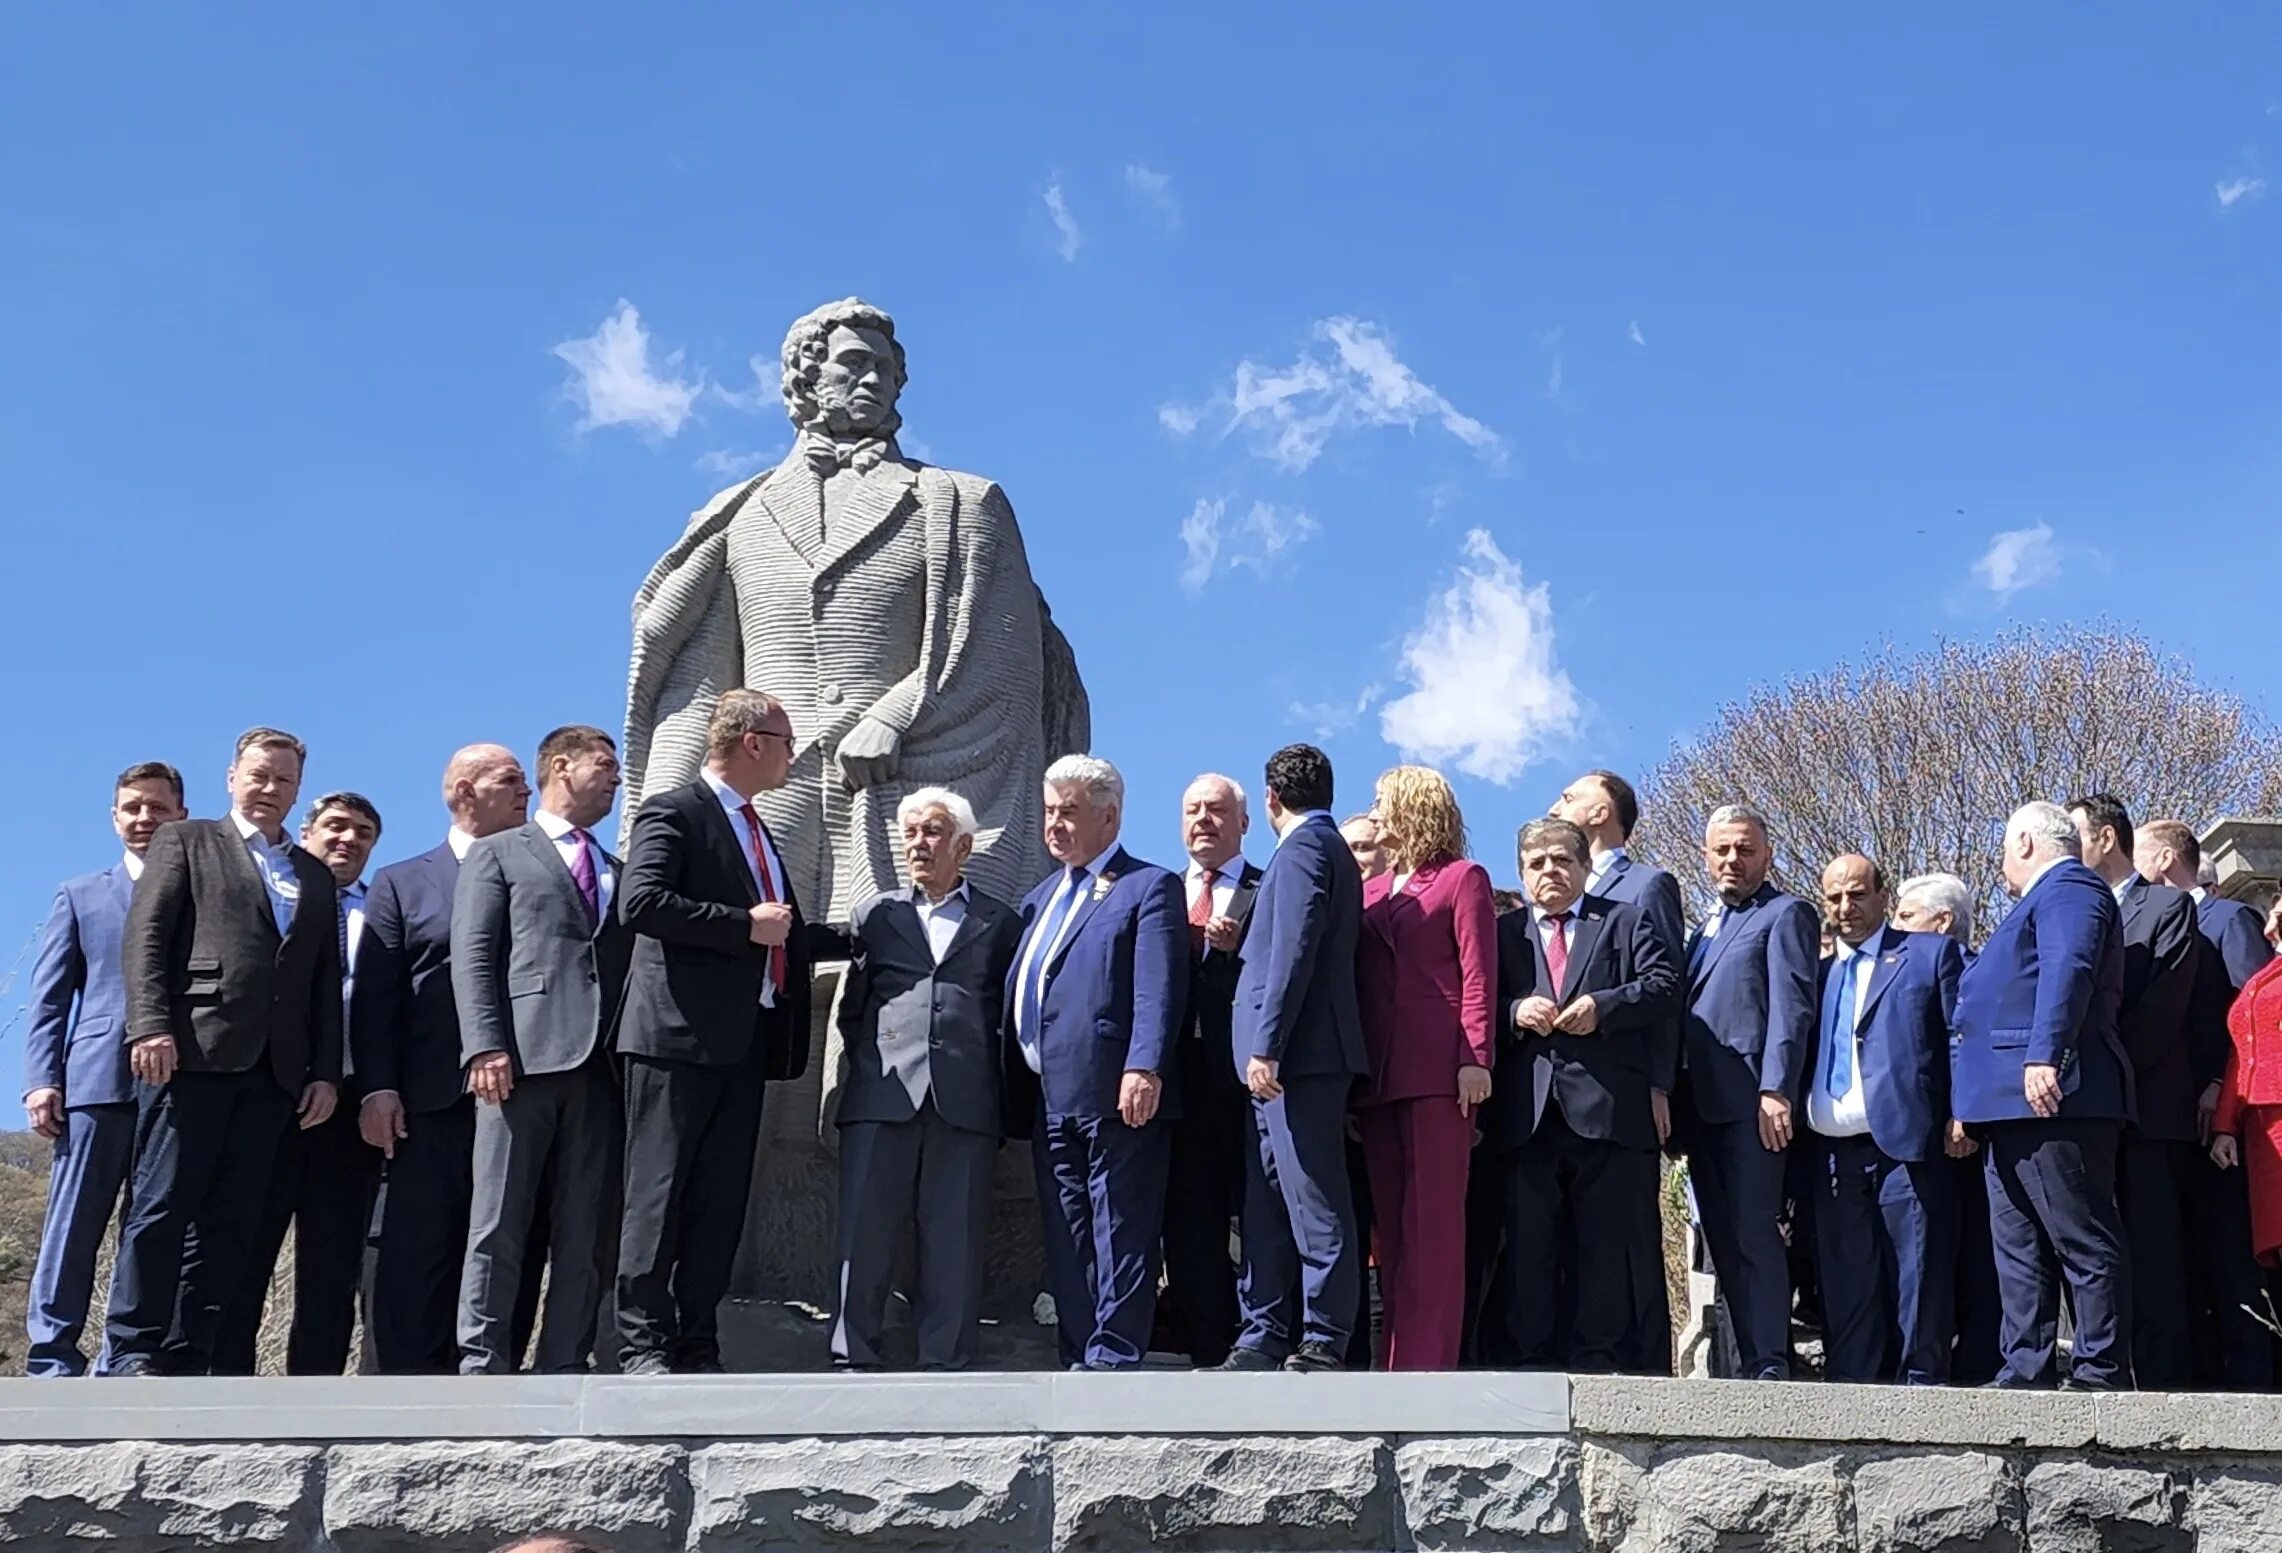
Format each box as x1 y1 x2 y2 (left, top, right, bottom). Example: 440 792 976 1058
1354 765 1497 1371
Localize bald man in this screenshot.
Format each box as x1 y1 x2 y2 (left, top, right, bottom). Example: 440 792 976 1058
353 744 536 1372
1806 855 1967 1383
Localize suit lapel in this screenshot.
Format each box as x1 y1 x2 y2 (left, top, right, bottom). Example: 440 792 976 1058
519 825 591 922
940 893 997 966
1689 896 1750 990
1853 925 1908 1026
746 463 822 563
883 893 934 961
812 461 920 579
692 784 763 908
1047 848 1126 976
1226 863 1264 931
1561 901 1611 1003
220 821 284 942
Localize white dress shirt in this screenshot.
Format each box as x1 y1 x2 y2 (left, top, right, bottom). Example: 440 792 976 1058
1013 839 1121 1074
1585 846 1626 897
1185 858 1242 919
447 826 478 861
914 881 970 965
703 768 788 1006
534 807 615 921
339 879 368 1077
122 849 145 883
231 810 301 935
1806 934 1878 1138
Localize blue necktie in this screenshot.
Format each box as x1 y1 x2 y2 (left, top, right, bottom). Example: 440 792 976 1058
1824 958 1859 1099
1020 867 1088 1045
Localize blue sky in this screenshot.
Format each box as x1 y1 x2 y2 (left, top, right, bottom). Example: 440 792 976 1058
5 6 2280 1101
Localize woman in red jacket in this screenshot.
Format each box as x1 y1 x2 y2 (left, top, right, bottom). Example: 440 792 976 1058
1353 765 1496 1370
2213 956 2282 1264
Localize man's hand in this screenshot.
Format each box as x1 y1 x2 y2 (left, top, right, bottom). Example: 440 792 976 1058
24 1087 64 1140
1514 996 1559 1035
1650 1087 1671 1147
749 902 793 946
1246 1056 1283 1101
2023 1063 2063 1119
360 1091 409 1158
1552 995 1600 1036
1118 1070 1162 1128
1456 1064 1492 1117
2213 1133 2241 1170
130 1035 178 1087
2200 1082 2223 1145
297 1080 338 1130
1945 1118 1979 1159
1757 1091 1793 1152
836 718 902 791
1202 916 1241 953
468 1050 515 1106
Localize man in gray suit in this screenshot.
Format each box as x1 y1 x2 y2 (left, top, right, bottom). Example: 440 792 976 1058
829 786 1022 1370
452 725 632 1374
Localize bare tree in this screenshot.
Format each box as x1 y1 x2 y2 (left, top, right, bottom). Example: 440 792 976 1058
1631 627 2282 937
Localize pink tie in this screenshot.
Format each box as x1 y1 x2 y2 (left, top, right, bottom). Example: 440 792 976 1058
567 828 600 925
1543 910 1572 997
739 803 788 996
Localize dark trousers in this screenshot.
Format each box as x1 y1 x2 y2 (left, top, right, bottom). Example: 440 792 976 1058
1688 1115 1793 1378
830 1103 995 1370
1503 1109 1661 1372
2118 1135 2197 1389
1462 1136 1509 1366
212 1099 379 1375
104 1068 295 1372
25 1101 135 1377
368 1098 548 1374
1344 1132 1376 1369
616 1049 765 1370
461 1062 621 1374
2189 1150 2275 1390
1234 1074 1359 1359
1951 1149 2004 1385
1032 1105 1170 1369
1160 1045 1247 1366
1807 1131 1957 1384
1983 1119 2131 1389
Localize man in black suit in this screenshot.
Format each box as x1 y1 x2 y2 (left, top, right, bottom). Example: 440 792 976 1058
106 726 343 1376
828 786 1022 1370
1488 816 1678 1371
214 790 386 1375
616 689 844 1375
1158 773 1263 1367
2070 794 2199 1389
354 743 537 1373
454 725 632 1374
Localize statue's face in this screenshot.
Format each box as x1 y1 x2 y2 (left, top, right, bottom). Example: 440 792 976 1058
811 323 898 434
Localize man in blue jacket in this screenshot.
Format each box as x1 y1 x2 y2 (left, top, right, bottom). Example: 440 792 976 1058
1005 754 1187 1370
1952 801 2133 1390
21 761 186 1376
1805 854 1967 1384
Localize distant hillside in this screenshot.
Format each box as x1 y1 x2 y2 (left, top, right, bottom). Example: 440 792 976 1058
0 1129 51 1371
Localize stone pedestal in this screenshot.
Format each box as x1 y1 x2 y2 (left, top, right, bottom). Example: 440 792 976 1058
731 969 1047 1334
2200 817 2282 913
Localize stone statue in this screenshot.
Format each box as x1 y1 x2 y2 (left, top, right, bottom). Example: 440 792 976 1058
621 298 1089 919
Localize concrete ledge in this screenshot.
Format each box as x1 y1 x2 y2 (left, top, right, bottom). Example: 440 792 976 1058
0 1370 1570 1442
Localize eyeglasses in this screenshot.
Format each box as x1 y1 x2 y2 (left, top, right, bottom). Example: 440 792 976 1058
752 730 795 748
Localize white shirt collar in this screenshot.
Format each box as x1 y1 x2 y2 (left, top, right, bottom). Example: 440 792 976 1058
1065 840 1121 880
1187 856 1242 885
2191 885 2210 903
2022 854 2070 896
231 809 284 849
915 879 971 908
122 849 145 882
1832 930 1875 962
1275 809 1331 848
448 826 478 860
340 877 367 905
533 807 580 841
1531 899 1581 927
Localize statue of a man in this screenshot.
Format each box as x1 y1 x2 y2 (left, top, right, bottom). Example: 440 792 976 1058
622 298 1088 918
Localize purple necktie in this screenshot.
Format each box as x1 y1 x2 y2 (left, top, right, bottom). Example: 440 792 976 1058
568 828 600 924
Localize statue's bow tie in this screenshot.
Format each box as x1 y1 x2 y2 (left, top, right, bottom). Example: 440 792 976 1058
801 437 888 476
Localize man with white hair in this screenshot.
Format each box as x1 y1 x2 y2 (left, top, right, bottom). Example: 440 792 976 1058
828 786 1022 1370
1894 874 1975 948
1004 755 1187 1369
1952 801 2132 1389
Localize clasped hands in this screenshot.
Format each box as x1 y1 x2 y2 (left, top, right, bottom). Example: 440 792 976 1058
1513 993 1599 1037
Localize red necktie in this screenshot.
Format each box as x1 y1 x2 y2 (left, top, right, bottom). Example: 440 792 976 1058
738 802 789 996
1189 868 1217 952
1543 910 1572 998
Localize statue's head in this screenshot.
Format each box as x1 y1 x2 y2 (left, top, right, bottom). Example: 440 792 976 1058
780 297 907 440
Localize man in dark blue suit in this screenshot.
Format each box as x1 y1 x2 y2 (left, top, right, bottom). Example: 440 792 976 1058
1805 855 1967 1384
1489 817 1678 1372
21 761 186 1376
1218 744 1366 1374
2070 795 2200 1389
2137 816 2277 1390
1682 803 1819 1380
1953 801 2133 1390
1004 754 1187 1370
352 743 534 1372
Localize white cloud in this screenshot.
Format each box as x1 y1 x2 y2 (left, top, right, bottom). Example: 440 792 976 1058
2217 175 2267 208
1379 529 1580 785
1289 685 1382 741
1125 162 1180 229
1043 180 1082 261
1178 497 1320 594
1627 320 1647 347
1970 522 2063 602
552 301 701 439
695 448 771 478
1165 317 1505 472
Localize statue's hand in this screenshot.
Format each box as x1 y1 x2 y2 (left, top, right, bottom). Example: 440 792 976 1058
836 717 903 790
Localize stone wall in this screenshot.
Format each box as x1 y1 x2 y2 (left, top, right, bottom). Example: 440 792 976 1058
6 1375 2282 1551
